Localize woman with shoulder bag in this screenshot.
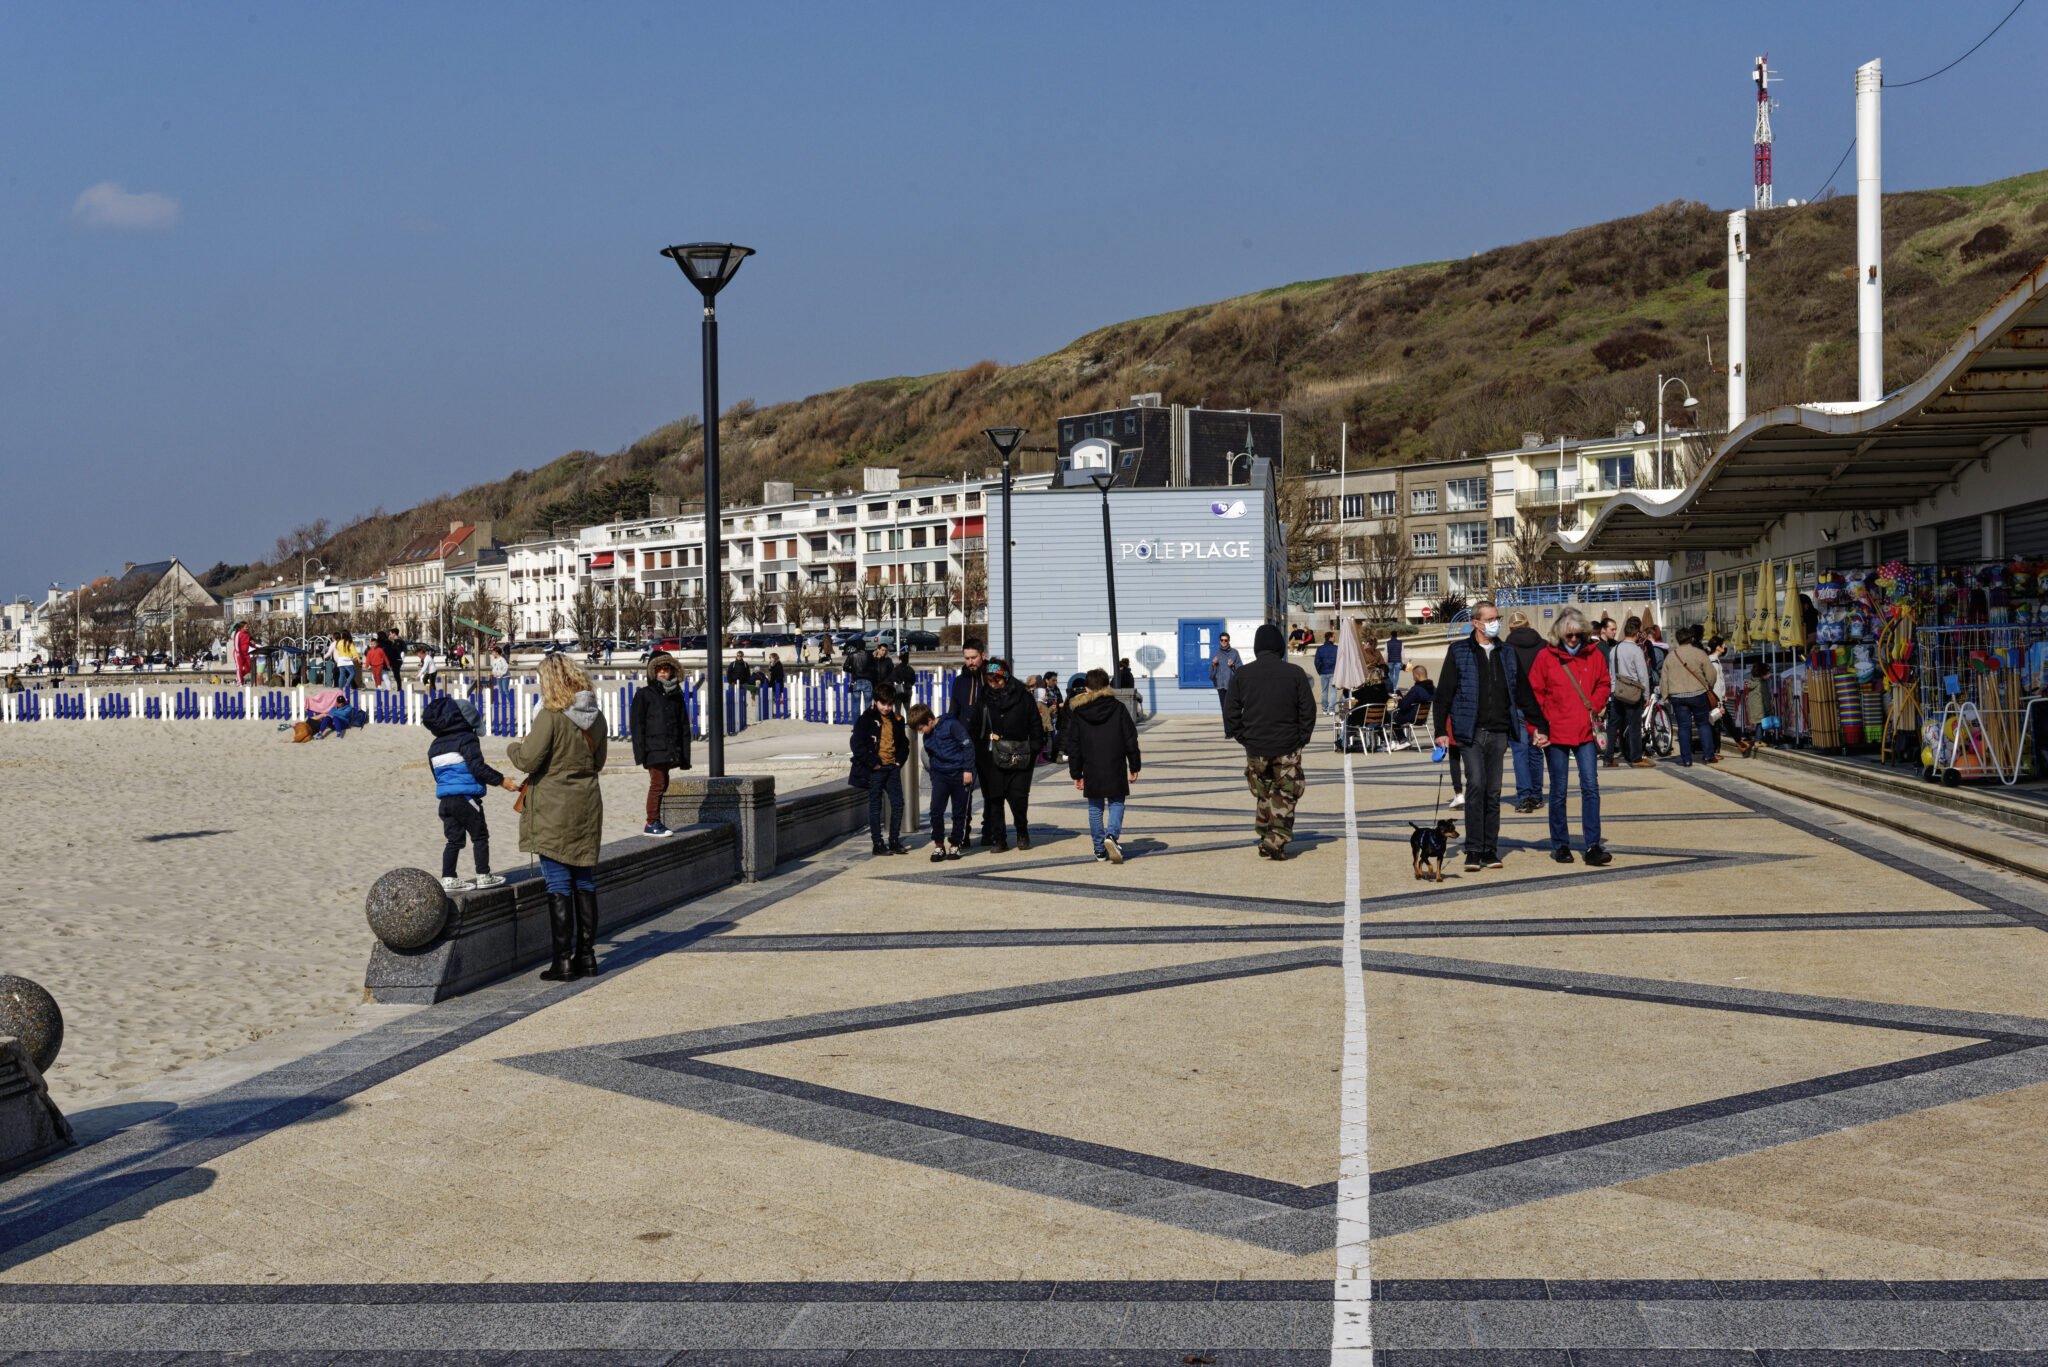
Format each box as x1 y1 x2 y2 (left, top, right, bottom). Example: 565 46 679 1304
1660 625 1720 766
975 658 1044 852
1526 610 1614 867
1609 617 1653 767
508 654 609 980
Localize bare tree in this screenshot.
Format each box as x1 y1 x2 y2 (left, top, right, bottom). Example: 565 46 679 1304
952 555 988 628
617 585 653 644
1276 471 1339 590
1499 516 1592 589
569 582 604 644
1358 531 1415 619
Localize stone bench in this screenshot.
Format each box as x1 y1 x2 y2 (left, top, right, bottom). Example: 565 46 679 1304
366 774 870 1004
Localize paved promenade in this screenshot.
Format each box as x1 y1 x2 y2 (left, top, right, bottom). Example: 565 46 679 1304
10 714 2048 1361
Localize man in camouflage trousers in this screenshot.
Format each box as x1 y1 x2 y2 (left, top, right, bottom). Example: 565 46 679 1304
1225 624 1319 860
1245 752 1307 855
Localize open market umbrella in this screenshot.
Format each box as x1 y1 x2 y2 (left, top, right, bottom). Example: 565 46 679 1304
1332 616 1368 693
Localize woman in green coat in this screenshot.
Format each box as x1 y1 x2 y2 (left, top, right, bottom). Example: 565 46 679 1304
508 654 609 980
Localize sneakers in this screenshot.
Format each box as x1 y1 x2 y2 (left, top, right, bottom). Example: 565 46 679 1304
472 873 506 889
1267 846 1289 862
441 876 474 893
944 845 962 861
1630 759 1657 769
1095 851 1110 862
1448 792 1466 809
1485 856 1504 870
1104 836 1124 864
1551 846 1575 864
1016 830 1032 851
887 840 909 856
1584 845 1613 867
990 839 1010 853
643 822 673 837
1513 798 1542 814
1463 857 1484 873
930 846 948 863
871 841 890 857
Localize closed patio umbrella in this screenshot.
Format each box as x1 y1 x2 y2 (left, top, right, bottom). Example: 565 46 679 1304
1332 616 1368 693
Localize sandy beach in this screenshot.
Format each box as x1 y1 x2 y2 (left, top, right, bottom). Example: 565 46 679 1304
0 717 854 1106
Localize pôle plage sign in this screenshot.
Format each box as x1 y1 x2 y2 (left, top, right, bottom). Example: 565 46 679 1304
1120 539 1255 563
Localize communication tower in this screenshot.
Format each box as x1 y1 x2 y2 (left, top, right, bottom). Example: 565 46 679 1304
1753 56 1777 210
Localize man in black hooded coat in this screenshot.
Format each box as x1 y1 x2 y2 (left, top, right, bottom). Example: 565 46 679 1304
1224 623 1318 860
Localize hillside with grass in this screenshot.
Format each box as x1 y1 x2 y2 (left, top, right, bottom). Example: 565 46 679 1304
250 168 2048 592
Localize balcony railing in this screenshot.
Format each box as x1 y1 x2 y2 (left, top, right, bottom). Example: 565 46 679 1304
1515 484 1580 508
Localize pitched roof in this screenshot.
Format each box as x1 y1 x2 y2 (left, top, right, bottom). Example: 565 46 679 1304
390 524 475 566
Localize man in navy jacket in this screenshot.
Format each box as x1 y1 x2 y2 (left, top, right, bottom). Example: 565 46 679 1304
1432 603 1523 872
1313 631 1339 714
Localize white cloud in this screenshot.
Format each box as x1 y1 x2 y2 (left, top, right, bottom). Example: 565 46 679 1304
71 181 179 230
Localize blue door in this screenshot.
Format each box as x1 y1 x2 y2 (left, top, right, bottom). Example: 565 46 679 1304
1178 619 1225 690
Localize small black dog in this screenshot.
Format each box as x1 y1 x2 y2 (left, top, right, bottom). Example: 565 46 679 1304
1410 818 1459 882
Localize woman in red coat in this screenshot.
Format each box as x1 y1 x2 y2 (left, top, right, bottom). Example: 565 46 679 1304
1526 609 1613 868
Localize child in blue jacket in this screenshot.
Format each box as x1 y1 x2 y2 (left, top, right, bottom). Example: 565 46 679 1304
425 696 517 891
908 701 975 862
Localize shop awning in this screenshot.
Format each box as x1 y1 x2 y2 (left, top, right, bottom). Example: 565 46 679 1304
589 552 614 569
1559 259 2048 559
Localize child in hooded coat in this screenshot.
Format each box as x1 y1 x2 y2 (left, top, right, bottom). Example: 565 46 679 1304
425 695 518 890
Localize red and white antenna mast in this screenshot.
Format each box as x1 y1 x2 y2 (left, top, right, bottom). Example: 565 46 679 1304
1753 55 1777 210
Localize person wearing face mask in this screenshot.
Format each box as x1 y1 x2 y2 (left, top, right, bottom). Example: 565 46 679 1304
1527 609 1614 867
1432 602 1522 872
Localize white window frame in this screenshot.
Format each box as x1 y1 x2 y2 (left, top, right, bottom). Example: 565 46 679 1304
1411 530 1439 557
1410 488 1439 515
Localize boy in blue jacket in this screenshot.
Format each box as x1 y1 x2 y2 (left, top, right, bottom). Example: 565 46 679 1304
908 700 975 862
425 696 517 891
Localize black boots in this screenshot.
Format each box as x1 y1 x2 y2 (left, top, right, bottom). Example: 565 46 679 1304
539 893 574 981
571 888 601 978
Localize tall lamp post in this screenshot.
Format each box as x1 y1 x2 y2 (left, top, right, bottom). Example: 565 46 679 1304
1655 375 1700 490
1088 471 1123 688
662 241 755 778
981 426 1025 665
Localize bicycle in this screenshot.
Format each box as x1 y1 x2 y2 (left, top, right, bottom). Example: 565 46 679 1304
1643 696 1677 758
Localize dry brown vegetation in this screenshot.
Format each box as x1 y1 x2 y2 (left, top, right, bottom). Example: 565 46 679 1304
257 169 2048 593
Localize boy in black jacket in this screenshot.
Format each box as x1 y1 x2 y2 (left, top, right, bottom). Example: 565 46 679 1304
1066 668 1141 863
849 682 909 856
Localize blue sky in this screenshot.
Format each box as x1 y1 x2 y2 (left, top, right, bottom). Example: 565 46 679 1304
2 1 2040 598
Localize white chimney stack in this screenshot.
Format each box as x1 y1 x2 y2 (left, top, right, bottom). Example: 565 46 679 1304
1856 58 1883 403
1728 210 1749 428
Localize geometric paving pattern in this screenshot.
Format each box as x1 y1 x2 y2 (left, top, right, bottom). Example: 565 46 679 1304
10 719 2048 1358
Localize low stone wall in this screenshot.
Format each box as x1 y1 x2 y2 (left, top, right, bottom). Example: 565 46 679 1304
365 774 872 1004
776 779 869 861
366 825 738 1003
0 1037 71 1178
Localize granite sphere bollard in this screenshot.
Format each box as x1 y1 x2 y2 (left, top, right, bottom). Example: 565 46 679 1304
0 975 63 1074
365 868 451 950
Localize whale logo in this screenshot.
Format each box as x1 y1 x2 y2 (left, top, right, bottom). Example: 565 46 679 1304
1210 500 1246 519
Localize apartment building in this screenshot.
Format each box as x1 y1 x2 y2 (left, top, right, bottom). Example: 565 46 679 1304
1298 453 1499 623
386 521 495 633
505 537 579 641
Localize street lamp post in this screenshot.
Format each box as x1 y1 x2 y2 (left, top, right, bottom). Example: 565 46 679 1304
662 241 755 779
1089 472 1123 688
1655 375 1700 490
981 426 1025 665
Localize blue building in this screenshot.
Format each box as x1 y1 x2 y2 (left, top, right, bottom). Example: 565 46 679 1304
987 459 1287 716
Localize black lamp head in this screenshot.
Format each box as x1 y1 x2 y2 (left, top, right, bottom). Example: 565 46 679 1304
982 426 1026 460
661 242 755 300
1088 471 1116 492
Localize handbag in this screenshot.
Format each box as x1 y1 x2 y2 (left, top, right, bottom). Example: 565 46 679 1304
991 735 1034 771
1556 656 1609 752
